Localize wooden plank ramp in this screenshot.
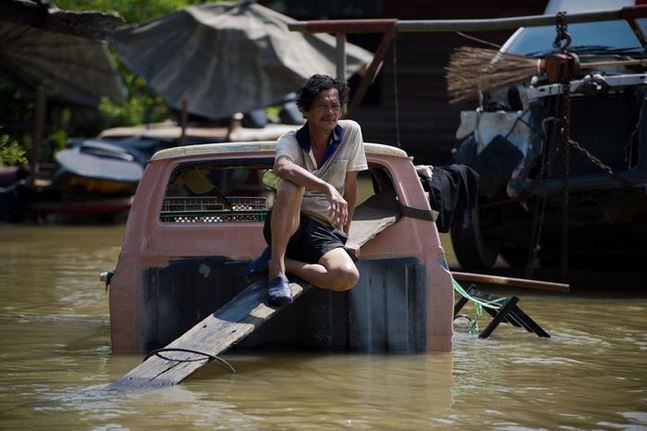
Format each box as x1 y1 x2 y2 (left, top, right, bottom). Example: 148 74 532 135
108 279 308 391
107 193 399 391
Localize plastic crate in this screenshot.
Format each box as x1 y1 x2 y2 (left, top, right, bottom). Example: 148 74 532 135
160 196 268 223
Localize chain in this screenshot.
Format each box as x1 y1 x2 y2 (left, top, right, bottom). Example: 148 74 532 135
526 185 547 279
531 58 615 280
568 139 614 174
555 10 572 281
526 114 557 278
542 116 614 175
560 80 571 282
541 117 562 172
553 11 571 52
526 111 561 278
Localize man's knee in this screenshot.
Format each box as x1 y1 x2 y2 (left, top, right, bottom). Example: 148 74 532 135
272 181 304 234
319 248 360 291
329 265 360 291
275 180 304 206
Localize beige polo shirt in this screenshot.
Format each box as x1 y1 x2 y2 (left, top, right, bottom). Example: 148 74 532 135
275 119 368 226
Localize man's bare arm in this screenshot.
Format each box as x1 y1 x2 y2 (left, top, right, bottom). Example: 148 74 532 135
274 156 348 226
274 156 330 193
342 171 358 234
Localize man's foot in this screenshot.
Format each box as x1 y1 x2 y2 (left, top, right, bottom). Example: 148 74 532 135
242 247 271 284
267 274 293 307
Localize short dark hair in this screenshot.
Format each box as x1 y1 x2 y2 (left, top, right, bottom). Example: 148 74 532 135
296 74 349 112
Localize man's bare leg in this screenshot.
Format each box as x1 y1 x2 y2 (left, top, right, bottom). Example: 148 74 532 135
285 247 359 291
268 180 304 280
268 181 359 292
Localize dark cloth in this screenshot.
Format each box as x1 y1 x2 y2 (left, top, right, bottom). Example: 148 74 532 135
263 211 348 264
422 164 479 233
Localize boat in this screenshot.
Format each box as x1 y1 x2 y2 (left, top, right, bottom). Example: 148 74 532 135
449 2 647 271
53 139 145 196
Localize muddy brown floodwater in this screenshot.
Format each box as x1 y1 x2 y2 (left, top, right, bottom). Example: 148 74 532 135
0 225 645 430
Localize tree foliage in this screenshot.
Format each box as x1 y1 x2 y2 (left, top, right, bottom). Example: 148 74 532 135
56 0 211 25
0 0 216 167
58 0 216 128
0 134 28 167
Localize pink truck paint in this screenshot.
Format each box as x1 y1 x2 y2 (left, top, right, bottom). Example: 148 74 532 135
108 141 454 354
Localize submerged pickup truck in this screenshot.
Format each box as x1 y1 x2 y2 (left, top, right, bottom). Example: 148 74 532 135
106 141 456 355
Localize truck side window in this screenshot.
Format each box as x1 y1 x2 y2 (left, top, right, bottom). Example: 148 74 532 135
356 166 396 207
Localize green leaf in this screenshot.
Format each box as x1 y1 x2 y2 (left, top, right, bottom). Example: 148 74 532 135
0 135 28 167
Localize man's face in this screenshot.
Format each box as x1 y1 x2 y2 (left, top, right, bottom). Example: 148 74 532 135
303 88 342 132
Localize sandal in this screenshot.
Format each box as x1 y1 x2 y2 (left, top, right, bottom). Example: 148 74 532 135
267 274 292 306
242 246 271 284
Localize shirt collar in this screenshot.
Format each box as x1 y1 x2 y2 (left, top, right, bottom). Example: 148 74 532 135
295 122 344 151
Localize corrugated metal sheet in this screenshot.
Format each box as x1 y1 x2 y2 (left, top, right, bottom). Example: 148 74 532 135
349 258 426 352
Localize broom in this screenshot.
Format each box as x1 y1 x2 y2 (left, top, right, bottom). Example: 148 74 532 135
446 46 647 104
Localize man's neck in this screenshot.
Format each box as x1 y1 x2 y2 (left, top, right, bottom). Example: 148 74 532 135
308 123 332 150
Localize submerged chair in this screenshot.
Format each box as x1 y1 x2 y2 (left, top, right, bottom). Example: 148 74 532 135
453 280 550 339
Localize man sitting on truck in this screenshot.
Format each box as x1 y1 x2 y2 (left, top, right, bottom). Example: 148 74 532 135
243 74 368 306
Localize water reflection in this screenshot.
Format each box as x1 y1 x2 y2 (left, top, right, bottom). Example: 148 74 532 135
0 225 646 430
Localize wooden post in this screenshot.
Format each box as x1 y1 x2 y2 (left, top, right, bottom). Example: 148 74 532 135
335 33 346 81
31 83 46 186
180 97 188 147
287 19 397 119
345 27 395 119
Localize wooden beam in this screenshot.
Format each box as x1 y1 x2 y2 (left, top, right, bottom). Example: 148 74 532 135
345 27 395 120
394 7 647 32
288 7 647 34
289 19 398 34
108 279 309 391
451 271 570 293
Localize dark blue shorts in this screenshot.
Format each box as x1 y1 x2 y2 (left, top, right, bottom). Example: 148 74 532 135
263 211 347 264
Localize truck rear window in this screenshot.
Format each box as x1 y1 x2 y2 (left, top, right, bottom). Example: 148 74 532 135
161 163 274 223
160 161 391 224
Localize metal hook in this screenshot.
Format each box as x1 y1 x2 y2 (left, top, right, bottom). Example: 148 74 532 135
552 11 571 52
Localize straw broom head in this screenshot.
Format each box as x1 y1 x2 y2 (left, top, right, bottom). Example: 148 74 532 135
446 46 647 104
446 46 539 104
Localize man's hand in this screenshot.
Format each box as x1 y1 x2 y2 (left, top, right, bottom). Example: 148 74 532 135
326 185 348 227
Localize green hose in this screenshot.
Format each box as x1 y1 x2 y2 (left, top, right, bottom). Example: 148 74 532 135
452 279 507 335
